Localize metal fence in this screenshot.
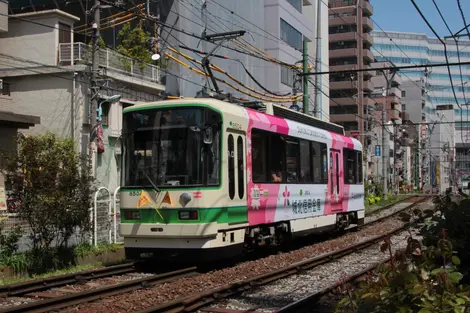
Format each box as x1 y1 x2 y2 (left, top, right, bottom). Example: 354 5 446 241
0 186 123 252
58 42 160 83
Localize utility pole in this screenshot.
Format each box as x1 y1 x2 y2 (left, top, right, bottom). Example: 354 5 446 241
392 121 397 194
313 0 322 119
90 0 100 167
381 107 388 199
302 39 309 114
380 68 397 200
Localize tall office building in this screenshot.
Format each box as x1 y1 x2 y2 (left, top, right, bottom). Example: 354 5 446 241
328 0 375 139
373 31 470 189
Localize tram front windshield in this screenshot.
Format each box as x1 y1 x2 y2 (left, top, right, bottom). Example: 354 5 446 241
122 107 221 188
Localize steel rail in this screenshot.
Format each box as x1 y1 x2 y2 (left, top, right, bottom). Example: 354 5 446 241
134 197 431 313
0 262 137 298
273 258 392 313
0 267 198 313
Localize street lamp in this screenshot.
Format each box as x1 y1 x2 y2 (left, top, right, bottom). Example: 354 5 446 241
97 95 121 122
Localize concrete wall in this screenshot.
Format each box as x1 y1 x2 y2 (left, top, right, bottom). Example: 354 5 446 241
0 10 79 68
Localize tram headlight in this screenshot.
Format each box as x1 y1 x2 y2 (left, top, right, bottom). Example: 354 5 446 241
178 210 198 220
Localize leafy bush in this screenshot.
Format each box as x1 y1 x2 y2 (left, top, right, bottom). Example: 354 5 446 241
0 222 29 273
1 133 95 274
117 22 152 71
335 192 470 313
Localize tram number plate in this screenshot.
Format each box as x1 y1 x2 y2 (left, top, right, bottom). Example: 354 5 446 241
129 191 142 197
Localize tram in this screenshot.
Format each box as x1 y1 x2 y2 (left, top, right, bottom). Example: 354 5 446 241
119 98 364 261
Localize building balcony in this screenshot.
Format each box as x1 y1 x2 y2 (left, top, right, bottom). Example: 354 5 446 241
362 65 375 77
330 64 359 72
329 16 356 27
387 95 401 104
330 97 357 106
362 48 374 62
329 32 357 43
362 16 373 30
330 80 358 90
330 113 358 123
363 81 374 91
389 87 401 97
58 42 161 84
330 48 358 59
362 33 373 45
364 96 376 108
362 0 374 16
389 110 401 121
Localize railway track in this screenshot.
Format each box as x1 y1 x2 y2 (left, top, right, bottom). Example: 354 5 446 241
0 262 137 298
0 267 198 313
132 196 431 313
0 195 431 313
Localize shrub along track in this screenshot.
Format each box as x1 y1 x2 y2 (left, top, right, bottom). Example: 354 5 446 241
0 195 431 313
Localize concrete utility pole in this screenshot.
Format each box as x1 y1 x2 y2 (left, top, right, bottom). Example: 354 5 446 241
90 0 100 138
302 39 309 114
381 69 397 200
313 0 322 119
381 107 388 199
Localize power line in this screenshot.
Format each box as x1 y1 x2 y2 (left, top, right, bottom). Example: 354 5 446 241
303 60 470 76
410 0 461 110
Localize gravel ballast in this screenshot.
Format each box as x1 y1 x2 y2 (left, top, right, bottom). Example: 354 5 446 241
201 228 420 313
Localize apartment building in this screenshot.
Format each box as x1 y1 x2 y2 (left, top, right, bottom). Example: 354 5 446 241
328 0 375 138
0 7 164 192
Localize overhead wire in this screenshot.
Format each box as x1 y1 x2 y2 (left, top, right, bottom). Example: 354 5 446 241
431 0 468 146
410 0 461 111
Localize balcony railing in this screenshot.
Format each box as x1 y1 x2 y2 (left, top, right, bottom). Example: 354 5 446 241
58 43 160 83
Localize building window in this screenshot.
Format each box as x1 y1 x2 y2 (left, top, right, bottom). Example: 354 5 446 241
286 0 302 12
281 66 295 87
402 104 406 111
344 0 354 5
402 90 406 97
280 18 302 51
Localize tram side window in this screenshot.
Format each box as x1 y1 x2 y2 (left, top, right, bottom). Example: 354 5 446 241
252 129 286 183
312 142 328 184
357 151 363 184
252 130 269 182
344 148 362 184
286 139 299 183
299 140 312 183
268 134 286 183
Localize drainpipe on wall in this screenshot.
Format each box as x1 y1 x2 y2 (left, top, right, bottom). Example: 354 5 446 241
71 72 76 140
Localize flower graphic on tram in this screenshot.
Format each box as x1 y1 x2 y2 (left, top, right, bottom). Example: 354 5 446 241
282 186 290 206
250 185 261 210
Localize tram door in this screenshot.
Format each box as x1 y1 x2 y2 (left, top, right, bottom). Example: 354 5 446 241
227 132 246 209
329 149 341 205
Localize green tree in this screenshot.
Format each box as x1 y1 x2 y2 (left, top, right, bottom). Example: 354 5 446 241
2 133 94 252
117 22 152 71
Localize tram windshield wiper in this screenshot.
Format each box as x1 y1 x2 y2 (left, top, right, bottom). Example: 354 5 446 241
141 169 161 194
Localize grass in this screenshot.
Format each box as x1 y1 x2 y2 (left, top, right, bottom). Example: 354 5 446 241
0 263 103 285
0 242 124 285
365 194 409 213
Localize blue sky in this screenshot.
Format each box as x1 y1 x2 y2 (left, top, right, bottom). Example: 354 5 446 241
373 0 470 39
